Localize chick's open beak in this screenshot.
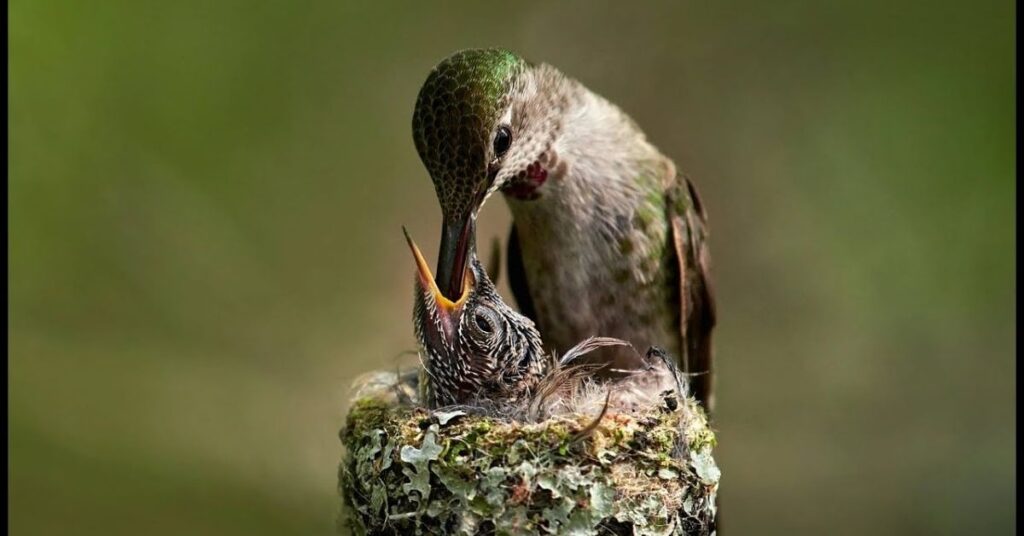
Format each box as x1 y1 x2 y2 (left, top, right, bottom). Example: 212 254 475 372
404 227 473 341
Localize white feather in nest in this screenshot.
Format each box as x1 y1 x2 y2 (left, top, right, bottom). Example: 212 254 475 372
349 336 694 425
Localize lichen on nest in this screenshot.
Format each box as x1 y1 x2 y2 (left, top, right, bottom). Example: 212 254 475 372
337 371 719 535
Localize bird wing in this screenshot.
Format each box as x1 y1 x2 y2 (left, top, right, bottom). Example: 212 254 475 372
506 223 539 324
665 172 717 414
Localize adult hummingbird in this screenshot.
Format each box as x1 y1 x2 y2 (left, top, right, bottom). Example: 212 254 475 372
412 49 717 413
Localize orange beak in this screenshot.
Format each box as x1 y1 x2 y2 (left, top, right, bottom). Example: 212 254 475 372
403 227 474 341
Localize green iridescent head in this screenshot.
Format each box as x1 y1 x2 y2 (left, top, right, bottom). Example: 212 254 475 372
411 48 530 300
412 48 527 219
413 48 574 300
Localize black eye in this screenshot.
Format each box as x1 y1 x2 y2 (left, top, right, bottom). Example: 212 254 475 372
474 312 493 333
493 126 512 157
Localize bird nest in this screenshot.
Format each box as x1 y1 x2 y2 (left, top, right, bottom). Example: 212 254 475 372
337 370 719 535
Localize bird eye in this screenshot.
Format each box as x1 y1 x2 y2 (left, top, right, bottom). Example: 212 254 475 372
493 126 512 157
474 312 493 333
468 307 502 346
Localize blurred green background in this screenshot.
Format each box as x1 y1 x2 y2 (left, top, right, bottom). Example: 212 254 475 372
9 1 1014 534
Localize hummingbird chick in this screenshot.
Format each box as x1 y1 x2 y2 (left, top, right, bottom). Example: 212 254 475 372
404 228 548 408
403 228 693 421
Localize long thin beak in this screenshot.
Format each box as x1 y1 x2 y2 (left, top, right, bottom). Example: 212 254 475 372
435 216 475 301
403 227 472 315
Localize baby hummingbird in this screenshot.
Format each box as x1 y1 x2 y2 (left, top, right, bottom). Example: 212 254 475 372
404 228 547 408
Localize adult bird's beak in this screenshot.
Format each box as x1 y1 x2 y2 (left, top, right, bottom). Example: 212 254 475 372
404 227 473 342
435 215 476 301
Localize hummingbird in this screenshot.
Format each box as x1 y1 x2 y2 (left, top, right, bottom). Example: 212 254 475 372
411 48 717 413
404 228 548 408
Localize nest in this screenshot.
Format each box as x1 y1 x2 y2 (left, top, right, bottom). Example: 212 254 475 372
337 370 719 535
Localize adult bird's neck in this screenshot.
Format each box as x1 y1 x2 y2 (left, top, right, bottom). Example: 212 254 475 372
507 80 670 235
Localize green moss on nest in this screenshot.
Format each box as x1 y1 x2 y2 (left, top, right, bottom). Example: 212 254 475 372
338 373 718 535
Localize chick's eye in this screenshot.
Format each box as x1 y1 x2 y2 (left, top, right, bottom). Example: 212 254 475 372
468 307 503 345
474 312 493 333
493 126 512 157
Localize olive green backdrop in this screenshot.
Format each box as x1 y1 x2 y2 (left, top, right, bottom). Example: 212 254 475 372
9 1 1014 534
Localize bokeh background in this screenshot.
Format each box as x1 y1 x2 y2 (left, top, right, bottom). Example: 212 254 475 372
9 1 1015 534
